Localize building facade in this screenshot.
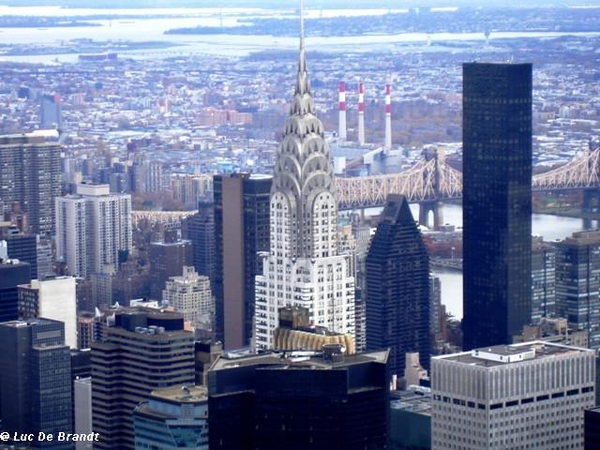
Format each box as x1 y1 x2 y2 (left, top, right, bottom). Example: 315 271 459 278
183 201 215 280
91 308 195 450
365 194 430 377
555 230 600 350
432 341 596 449
55 183 132 280
532 239 556 324
585 407 600 449
134 385 209 450
0 318 73 449
462 62 533 350
214 173 271 349
149 231 193 301
162 266 214 328
208 348 389 450
0 250 31 322
0 133 61 236
2 226 38 280
18 276 78 348
253 29 355 350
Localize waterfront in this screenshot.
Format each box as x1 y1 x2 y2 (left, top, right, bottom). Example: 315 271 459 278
428 203 595 319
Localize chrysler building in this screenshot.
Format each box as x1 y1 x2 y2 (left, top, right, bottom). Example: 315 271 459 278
254 6 356 350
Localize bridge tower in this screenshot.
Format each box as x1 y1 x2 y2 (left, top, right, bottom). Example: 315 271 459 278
582 137 600 226
418 146 444 229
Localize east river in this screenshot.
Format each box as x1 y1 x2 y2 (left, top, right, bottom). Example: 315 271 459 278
421 203 595 320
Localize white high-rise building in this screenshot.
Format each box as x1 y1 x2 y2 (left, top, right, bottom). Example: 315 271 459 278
162 266 214 328
254 11 355 350
432 341 596 450
18 276 78 348
55 184 132 278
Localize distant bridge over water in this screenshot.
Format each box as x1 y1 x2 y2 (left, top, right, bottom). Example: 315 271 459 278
132 139 600 228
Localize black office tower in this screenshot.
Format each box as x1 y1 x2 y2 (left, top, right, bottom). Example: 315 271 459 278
365 194 430 377
208 348 389 450
0 257 31 322
183 201 215 280
213 173 271 349
585 407 600 449
462 62 533 350
0 318 73 449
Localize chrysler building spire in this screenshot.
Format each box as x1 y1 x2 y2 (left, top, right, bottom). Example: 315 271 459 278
254 1 355 350
271 0 337 260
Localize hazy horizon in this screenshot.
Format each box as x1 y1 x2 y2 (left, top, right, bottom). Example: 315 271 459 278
2 0 600 9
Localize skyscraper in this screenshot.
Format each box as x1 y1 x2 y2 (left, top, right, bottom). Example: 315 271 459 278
555 230 600 350
531 238 556 324
40 93 62 129
0 244 31 322
55 183 132 280
18 276 78 349
2 226 38 280
91 308 195 449
365 194 430 376
184 201 215 279
162 266 214 329
432 341 596 450
0 132 61 236
213 173 271 349
208 347 389 450
0 318 73 449
149 230 193 300
462 62 533 350
254 15 355 350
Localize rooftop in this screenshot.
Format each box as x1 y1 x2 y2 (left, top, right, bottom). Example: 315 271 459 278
434 341 593 367
210 349 389 372
150 385 207 403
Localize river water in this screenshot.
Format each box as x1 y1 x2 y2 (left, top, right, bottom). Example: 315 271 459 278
1 6 600 63
424 203 594 319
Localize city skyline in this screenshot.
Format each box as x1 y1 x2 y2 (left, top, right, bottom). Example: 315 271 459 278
0 1 599 448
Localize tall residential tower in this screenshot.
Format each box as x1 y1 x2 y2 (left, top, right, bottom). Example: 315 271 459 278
462 62 533 350
254 9 355 350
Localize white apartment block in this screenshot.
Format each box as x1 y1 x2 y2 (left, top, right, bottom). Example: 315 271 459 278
432 341 596 450
18 276 77 348
162 266 214 327
55 184 132 278
253 40 355 350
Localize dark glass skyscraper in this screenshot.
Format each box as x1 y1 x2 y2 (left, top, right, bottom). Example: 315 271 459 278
365 194 430 376
184 201 215 280
555 231 600 350
0 318 73 449
0 257 31 322
462 62 533 350
213 173 271 349
208 348 389 450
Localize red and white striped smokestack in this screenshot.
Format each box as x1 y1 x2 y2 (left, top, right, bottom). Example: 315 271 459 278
338 81 347 141
385 84 392 151
358 82 365 145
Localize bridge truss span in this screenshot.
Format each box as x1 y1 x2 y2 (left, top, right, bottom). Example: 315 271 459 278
532 142 600 191
335 148 463 210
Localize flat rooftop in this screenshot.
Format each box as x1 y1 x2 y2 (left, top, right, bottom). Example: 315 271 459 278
151 385 207 403
210 349 389 372
434 341 593 367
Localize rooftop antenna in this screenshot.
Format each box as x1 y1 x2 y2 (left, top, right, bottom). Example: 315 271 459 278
300 0 305 51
